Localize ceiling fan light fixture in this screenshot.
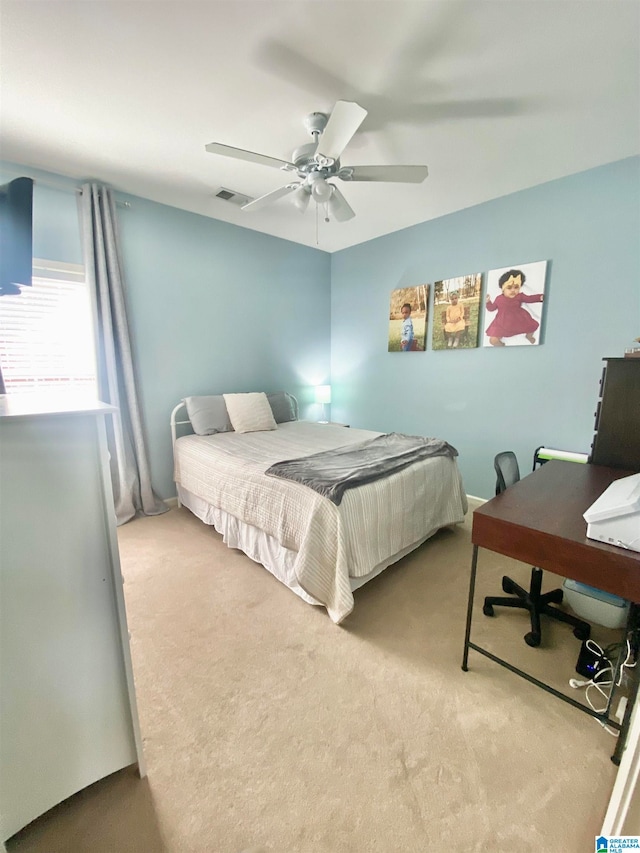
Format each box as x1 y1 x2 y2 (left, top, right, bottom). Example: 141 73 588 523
291 185 311 212
328 187 355 222
310 177 332 203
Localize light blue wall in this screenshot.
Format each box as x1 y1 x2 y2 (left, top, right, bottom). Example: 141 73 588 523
3 157 638 503
0 163 331 499
330 157 640 499
115 194 330 497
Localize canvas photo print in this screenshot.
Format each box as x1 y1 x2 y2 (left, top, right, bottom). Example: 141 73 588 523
482 261 547 347
432 274 482 351
388 285 429 352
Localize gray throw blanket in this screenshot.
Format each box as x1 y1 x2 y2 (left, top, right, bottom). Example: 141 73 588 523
265 432 458 505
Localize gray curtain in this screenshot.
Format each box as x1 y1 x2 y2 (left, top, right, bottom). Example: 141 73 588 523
80 182 168 525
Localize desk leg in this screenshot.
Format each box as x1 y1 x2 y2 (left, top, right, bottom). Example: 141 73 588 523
462 545 479 672
605 615 634 720
611 603 640 765
612 675 638 765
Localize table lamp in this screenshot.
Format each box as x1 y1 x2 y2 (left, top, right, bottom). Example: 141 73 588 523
314 384 331 423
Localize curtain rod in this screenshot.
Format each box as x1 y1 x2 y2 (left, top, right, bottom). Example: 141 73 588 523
5 172 131 208
74 186 131 209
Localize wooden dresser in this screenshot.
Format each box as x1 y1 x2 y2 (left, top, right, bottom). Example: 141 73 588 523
589 357 640 471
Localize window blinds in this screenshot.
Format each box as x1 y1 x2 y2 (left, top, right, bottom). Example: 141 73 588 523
0 261 97 394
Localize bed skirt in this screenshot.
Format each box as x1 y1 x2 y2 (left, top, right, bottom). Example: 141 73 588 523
177 485 455 609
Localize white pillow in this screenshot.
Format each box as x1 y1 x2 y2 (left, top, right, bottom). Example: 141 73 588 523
223 392 277 434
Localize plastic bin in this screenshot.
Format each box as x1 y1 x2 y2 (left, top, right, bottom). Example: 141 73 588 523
563 579 630 630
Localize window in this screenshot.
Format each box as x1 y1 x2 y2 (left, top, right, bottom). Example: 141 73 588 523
0 260 97 394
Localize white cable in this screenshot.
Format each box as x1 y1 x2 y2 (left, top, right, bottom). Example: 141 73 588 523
569 678 591 688
586 669 619 736
569 637 635 736
585 638 605 658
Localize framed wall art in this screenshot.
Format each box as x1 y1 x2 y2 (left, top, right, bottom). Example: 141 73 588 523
482 261 548 347
388 284 429 352
432 274 483 350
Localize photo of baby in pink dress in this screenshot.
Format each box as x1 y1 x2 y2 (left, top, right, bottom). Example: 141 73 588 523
482 261 547 348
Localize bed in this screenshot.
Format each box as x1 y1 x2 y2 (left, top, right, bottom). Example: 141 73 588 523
171 391 467 624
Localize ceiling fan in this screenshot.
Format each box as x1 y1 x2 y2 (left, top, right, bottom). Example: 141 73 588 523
205 100 428 222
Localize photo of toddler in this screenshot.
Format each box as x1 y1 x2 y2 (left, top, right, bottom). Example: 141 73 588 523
482 261 547 348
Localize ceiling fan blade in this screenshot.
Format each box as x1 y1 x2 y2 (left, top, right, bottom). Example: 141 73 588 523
317 101 368 161
241 183 300 212
339 165 429 183
205 142 295 171
328 186 355 222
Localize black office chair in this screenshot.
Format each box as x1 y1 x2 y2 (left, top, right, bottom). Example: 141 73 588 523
483 451 592 648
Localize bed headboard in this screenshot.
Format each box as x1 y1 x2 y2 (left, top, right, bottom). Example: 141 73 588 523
170 401 191 448
170 392 299 448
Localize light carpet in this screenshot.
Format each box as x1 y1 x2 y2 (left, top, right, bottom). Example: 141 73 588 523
7 504 622 852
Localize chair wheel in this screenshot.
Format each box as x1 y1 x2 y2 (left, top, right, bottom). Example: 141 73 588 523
483 603 495 617
502 577 515 595
574 625 590 641
525 632 541 647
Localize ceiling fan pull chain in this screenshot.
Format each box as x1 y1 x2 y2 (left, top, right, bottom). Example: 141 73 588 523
324 201 330 223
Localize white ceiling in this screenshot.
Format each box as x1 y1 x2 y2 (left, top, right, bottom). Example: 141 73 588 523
1 1 639 253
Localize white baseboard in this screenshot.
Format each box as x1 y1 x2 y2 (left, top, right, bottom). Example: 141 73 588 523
466 494 487 509
164 496 178 509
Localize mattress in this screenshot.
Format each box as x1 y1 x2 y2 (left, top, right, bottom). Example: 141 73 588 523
173 421 467 623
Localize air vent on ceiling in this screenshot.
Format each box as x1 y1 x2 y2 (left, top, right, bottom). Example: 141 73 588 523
213 187 253 207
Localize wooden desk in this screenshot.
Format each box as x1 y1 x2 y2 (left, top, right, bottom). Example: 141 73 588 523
462 460 640 764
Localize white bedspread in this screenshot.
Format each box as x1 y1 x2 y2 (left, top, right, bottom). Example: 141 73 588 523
173 421 467 623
